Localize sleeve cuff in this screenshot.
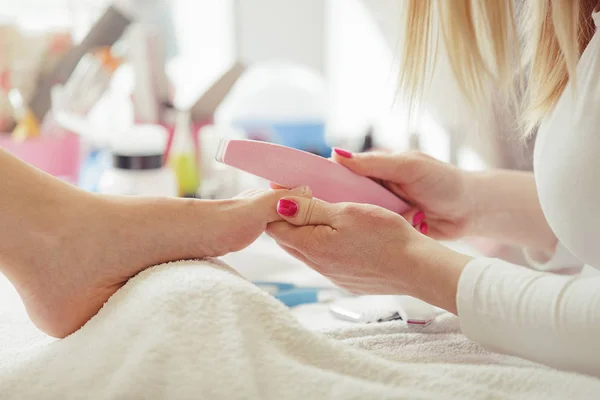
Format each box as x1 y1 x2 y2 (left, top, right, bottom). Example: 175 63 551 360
523 241 583 273
456 258 501 352
456 257 593 367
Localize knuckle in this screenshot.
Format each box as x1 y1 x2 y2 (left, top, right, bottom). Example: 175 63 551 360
338 203 388 222
393 151 428 176
338 203 363 217
365 205 390 220
301 199 317 225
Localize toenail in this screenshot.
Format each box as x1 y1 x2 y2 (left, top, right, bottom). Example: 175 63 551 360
278 199 298 217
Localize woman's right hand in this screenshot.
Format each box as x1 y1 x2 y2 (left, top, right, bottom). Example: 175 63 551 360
328 149 474 240
273 149 555 256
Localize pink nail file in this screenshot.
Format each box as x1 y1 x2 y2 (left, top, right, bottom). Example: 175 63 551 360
216 139 410 214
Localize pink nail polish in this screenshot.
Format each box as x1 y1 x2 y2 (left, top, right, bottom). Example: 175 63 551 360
333 148 353 159
413 211 425 226
277 199 298 217
419 222 429 235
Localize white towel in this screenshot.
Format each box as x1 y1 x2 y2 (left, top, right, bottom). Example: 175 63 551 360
1 259 599 399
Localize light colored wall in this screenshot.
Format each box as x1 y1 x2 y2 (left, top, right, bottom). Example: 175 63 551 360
235 0 325 74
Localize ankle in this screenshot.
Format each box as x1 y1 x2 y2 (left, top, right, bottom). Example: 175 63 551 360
0 187 91 287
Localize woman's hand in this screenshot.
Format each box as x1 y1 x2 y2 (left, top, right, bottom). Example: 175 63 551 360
329 149 474 240
326 149 558 253
266 195 472 313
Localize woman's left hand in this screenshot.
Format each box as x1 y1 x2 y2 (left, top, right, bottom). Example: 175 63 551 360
266 196 472 313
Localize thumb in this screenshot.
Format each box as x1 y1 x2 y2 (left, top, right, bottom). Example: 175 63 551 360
331 148 415 182
276 196 337 226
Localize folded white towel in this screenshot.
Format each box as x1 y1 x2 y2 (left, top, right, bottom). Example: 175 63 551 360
1 259 599 399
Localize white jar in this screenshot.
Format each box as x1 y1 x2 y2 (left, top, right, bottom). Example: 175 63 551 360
98 125 178 197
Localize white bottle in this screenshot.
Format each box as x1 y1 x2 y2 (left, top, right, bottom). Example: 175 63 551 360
196 124 245 199
98 124 177 197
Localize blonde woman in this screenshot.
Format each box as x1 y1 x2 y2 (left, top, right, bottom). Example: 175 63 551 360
268 1 600 376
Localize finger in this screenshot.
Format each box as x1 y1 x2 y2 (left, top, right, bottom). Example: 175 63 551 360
400 208 430 235
380 181 412 202
251 186 313 223
401 209 426 227
266 221 321 250
331 148 419 182
418 221 429 235
276 196 338 226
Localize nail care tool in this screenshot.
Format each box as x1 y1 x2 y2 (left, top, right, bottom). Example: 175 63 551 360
59 47 121 117
329 295 437 325
29 5 132 124
216 139 410 214
253 281 344 307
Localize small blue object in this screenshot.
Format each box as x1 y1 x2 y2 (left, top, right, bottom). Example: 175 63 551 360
253 281 334 307
78 149 111 192
253 281 296 292
235 121 331 157
274 288 320 307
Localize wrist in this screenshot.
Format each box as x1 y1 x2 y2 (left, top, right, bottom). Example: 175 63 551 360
460 170 489 236
461 169 520 238
405 238 472 314
461 170 557 252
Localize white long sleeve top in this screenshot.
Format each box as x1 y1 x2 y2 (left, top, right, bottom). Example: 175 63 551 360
457 12 600 377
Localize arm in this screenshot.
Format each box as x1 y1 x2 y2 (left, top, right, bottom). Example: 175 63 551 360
409 242 600 377
266 193 599 376
465 170 558 255
458 258 600 376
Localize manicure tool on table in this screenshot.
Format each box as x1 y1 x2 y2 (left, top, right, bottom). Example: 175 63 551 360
329 295 438 326
253 281 345 308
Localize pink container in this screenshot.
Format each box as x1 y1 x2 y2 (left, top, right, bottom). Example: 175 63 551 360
0 131 80 183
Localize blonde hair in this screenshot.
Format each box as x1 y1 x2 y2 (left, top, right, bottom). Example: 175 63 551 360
400 0 596 134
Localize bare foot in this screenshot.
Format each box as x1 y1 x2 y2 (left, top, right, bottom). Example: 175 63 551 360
4 187 309 338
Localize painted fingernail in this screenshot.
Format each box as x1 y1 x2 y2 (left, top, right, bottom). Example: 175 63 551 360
413 211 425 226
277 199 298 217
333 148 353 158
419 222 429 235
